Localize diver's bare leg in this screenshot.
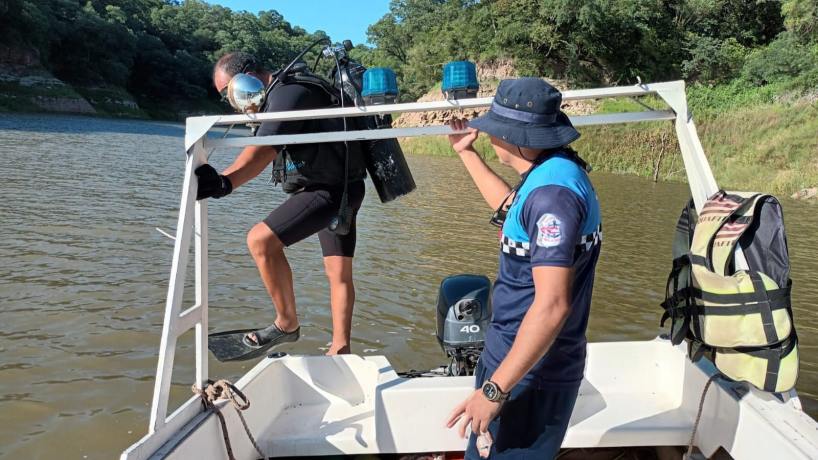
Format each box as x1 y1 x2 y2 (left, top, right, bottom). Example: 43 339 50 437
323 255 354 355
246 222 299 337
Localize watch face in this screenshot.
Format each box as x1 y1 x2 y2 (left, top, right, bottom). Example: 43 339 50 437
483 382 498 400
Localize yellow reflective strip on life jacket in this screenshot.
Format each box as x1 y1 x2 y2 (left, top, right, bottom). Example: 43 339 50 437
713 336 798 393
690 267 789 347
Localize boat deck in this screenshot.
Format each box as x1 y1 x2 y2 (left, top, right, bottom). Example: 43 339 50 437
125 339 818 460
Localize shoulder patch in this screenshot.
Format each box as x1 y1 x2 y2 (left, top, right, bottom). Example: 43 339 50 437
536 213 562 248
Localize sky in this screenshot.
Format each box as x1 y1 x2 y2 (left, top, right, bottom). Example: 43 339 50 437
212 0 392 46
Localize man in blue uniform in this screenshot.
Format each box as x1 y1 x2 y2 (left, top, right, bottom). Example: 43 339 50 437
446 78 602 459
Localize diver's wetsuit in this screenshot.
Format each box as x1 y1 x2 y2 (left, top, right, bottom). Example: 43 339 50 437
256 82 367 257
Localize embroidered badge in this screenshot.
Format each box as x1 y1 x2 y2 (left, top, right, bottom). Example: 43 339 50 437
536 213 562 247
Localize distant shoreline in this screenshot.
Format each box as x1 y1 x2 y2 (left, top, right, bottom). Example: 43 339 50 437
2 87 814 200
0 65 218 122
398 96 817 200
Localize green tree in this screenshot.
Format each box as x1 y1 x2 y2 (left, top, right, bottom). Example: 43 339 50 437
742 32 818 85
783 0 818 43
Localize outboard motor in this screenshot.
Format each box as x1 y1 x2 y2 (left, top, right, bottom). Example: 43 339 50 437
436 274 491 376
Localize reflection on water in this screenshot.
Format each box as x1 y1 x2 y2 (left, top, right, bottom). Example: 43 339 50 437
0 113 816 458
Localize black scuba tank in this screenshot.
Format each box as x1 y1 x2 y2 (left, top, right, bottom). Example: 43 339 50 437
361 114 416 203
330 54 417 203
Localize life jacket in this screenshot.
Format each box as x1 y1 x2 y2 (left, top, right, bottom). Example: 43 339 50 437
661 191 798 393
268 64 367 193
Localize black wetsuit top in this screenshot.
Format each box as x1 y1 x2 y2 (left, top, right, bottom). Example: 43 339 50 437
257 83 366 192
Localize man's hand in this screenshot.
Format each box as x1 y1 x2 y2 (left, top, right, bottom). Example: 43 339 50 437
448 118 479 154
195 164 233 200
446 389 503 438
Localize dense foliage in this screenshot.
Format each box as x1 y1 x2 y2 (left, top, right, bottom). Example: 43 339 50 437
1 0 816 111
0 0 328 114
358 0 818 101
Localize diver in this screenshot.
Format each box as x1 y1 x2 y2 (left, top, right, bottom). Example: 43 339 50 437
444 78 602 459
198 52 368 358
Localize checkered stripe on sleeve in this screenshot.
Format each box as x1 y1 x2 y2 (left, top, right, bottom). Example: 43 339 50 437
577 225 602 252
501 235 530 257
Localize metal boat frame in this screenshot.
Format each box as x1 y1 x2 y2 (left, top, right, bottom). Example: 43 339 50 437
123 81 813 459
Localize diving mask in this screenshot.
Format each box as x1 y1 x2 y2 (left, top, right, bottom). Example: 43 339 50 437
221 73 266 113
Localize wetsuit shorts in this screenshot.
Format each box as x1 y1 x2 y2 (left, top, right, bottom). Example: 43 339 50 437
263 181 365 257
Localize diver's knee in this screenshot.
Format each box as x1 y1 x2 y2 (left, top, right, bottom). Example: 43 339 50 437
247 223 283 258
323 256 353 283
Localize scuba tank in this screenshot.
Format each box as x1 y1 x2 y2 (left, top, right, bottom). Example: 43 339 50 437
330 51 417 204
360 114 416 203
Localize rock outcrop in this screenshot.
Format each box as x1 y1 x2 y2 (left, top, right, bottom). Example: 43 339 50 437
0 44 143 117
791 187 817 200
0 64 97 114
394 60 596 129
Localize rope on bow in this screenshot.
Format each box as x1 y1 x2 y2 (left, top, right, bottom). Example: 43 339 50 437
192 379 267 460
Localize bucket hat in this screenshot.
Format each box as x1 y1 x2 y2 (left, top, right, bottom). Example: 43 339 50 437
469 77 580 150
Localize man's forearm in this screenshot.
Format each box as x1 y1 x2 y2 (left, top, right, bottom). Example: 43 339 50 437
489 296 571 392
223 145 277 188
458 149 512 210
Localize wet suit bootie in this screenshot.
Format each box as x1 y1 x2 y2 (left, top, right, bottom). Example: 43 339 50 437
208 323 300 362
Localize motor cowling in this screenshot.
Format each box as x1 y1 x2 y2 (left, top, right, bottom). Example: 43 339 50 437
436 274 491 375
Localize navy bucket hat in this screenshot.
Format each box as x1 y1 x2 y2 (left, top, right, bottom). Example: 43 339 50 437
469 77 580 150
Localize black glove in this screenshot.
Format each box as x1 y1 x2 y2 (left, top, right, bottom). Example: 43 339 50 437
195 164 233 200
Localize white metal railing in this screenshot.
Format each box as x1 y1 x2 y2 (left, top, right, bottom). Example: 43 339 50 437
199 81 681 126
205 111 677 149
124 80 719 460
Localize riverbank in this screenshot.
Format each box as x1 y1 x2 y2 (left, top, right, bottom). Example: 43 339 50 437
0 61 147 118
3 57 815 197
0 63 219 121
399 83 818 198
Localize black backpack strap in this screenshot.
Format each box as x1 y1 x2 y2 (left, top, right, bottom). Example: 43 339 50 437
688 339 709 362
278 67 342 105
749 271 779 344
661 254 694 345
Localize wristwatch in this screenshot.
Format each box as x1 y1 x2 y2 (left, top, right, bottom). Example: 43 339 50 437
481 379 510 403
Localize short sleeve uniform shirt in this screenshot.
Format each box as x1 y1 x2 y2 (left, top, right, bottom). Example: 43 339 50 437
482 152 602 388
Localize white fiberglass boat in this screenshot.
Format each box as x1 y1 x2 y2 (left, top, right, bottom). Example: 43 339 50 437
122 81 818 460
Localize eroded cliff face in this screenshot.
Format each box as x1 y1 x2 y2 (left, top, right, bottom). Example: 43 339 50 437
0 45 143 117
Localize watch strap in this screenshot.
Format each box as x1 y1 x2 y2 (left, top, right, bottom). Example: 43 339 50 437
483 379 510 402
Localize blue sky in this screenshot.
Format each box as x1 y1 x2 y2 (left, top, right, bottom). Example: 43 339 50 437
212 0 392 45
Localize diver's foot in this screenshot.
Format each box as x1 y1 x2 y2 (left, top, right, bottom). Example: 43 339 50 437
243 322 300 349
326 344 351 355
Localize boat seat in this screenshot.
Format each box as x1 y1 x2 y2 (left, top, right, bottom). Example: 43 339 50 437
564 385 693 448
563 340 694 447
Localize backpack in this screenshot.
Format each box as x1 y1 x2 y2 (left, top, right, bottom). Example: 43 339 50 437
661 191 799 393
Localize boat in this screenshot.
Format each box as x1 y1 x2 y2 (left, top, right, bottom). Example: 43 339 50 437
121 81 818 459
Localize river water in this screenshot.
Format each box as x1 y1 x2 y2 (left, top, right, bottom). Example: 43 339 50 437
0 113 816 459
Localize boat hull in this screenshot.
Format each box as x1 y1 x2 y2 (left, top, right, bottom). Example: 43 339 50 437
121 339 818 459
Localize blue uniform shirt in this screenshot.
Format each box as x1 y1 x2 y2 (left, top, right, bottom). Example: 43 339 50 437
482 152 602 388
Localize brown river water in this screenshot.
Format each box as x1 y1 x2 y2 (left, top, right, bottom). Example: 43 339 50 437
0 113 816 459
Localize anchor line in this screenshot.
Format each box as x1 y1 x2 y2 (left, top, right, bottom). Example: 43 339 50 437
686 373 722 458
192 379 267 460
